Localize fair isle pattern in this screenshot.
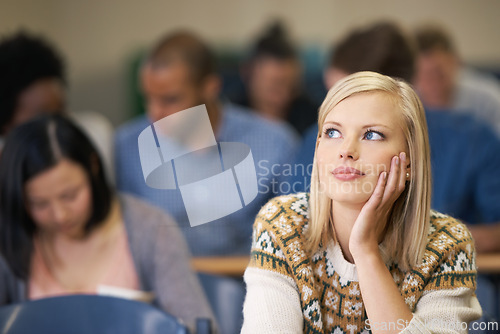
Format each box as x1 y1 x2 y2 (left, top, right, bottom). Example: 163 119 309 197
249 193 477 334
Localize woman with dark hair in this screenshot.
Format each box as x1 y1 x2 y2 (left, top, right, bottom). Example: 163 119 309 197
0 114 215 332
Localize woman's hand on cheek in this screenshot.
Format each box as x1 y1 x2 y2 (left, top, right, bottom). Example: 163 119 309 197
349 152 408 260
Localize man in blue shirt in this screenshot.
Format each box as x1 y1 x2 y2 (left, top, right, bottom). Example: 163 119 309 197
289 22 500 253
115 31 298 257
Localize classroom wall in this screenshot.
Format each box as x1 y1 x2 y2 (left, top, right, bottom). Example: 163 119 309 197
1 0 500 125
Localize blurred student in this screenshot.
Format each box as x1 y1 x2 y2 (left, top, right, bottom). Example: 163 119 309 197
232 22 319 134
414 24 500 135
115 31 298 257
0 115 215 332
292 21 500 253
0 31 114 178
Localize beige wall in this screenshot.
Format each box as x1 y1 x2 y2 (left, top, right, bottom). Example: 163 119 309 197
1 0 500 125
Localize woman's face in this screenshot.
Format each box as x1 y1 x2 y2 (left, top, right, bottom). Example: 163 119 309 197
316 92 409 206
24 159 93 238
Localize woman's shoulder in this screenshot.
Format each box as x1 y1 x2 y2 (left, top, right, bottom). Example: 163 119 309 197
250 193 312 277
118 193 178 227
257 192 310 220
118 193 183 246
252 193 310 256
410 210 476 290
117 193 189 277
391 210 477 311
426 210 474 252
255 192 310 232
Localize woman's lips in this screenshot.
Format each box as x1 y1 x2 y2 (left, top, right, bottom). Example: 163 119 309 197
332 166 365 181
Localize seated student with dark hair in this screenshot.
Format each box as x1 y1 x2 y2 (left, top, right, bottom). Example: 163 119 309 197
0 32 64 138
232 21 319 134
0 31 114 178
0 115 215 332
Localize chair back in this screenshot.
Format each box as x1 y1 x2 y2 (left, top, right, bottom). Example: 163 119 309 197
198 273 245 334
0 295 189 334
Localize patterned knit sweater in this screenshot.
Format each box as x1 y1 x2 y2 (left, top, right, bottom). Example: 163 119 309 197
242 193 482 334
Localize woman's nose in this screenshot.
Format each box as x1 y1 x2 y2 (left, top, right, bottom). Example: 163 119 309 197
339 138 359 160
52 203 70 224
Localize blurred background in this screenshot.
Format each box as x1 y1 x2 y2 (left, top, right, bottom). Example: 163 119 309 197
2 0 499 126
2 2 500 333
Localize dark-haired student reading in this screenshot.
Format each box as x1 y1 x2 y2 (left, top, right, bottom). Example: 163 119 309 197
0 115 215 332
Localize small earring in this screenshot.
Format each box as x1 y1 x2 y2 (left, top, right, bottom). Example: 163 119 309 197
406 172 410 179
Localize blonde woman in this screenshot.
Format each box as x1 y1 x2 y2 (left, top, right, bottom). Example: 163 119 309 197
242 71 481 333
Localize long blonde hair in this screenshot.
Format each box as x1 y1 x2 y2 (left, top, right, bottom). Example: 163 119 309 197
308 71 431 271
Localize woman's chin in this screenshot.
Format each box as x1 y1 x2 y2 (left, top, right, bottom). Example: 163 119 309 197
325 190 373 207
319 181 374 205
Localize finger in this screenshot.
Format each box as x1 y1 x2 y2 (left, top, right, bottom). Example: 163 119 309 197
382 155 400 203
365 171 387 210
397 152 408 193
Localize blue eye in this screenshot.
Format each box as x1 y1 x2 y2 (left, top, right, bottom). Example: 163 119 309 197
364 130 384 141
325 128 341 138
